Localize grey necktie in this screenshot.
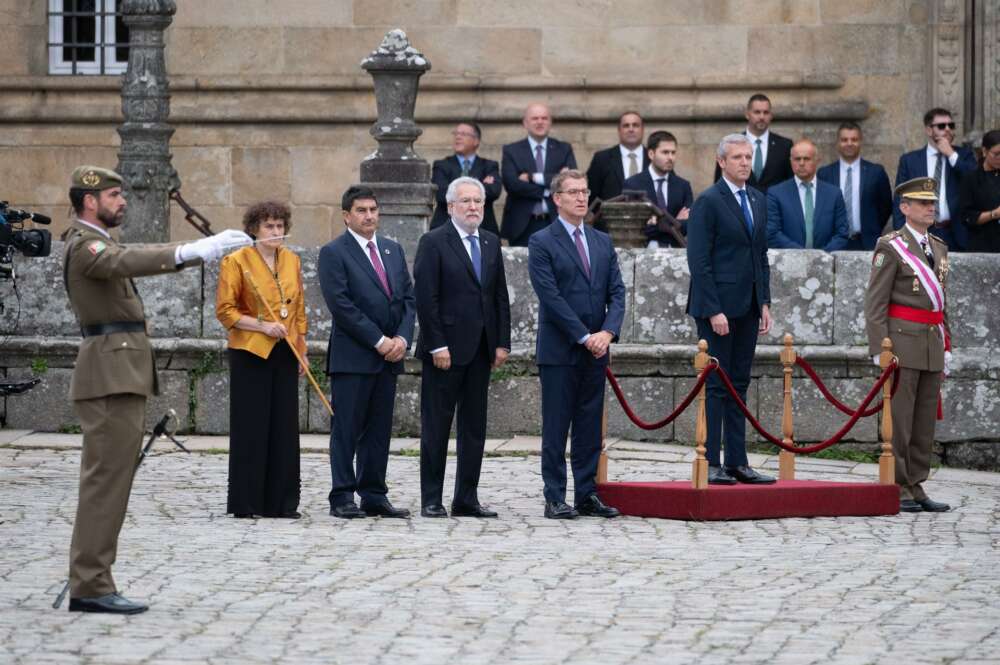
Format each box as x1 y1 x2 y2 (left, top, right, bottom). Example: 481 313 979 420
461 158 470 176
627 152 639 177
753 138 764 180
843 166 854 234
933 152 944 221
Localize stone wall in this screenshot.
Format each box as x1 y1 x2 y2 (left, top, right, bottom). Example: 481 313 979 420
2 244 998 471
0 0 974 247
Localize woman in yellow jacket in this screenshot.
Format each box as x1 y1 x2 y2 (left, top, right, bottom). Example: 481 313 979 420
216 201 307 519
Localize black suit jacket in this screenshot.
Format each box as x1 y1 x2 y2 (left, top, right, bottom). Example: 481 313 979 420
621 170 694 245
430 154 502 236
816 158 893 250
587 144 650 203
500 137 577 242
713 131 794 193
414 222 511 366
686 179 771 320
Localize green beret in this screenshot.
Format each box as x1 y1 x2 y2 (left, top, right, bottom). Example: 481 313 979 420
71 165 124 191
894 176 938 201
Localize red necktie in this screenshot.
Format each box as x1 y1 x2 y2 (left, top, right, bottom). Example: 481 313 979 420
367 241 392 296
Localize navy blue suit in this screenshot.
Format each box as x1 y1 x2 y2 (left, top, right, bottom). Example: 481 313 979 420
500 137 577 246
318 232 416 508
622 170 694 246
686 179 771 467
528 220 626 505
817 159 893 250
430 154 502 236
892 146 977 250
766 178 850 251
414 221 511 509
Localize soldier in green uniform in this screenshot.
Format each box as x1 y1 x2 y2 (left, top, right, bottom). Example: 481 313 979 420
864 177 952 513
63 166 251 613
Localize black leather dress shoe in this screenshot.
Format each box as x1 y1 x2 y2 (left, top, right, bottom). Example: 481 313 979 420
708 466 737 485
544 501 578 519
233 512 254 519
917 497 951 512
68 592 148 615
899 499 923 512
361 500 411 518
329 503 366 519
576 494 620 518
279 511 301 519
451 503 498 518
421 504 448 518
726 465 776 484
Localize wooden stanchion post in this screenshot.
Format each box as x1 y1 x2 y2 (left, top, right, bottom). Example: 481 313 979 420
692 340 710 489
878 338 895 485
597 359 610 484
779 333 796 480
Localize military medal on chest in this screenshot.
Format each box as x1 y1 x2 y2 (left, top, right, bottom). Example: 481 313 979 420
912 277 920 293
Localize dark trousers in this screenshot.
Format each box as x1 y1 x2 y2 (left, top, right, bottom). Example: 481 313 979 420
695 309 760 467
328 367 397 507
227 342 301 516
845 234 864 251
419 335 491 508
509 214 551 247
539 356 606 505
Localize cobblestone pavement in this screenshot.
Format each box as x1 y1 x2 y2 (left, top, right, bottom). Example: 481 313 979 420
2 435 999 665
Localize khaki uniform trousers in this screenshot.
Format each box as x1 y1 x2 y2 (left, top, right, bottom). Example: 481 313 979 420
891 367 943 502
69 393 146 598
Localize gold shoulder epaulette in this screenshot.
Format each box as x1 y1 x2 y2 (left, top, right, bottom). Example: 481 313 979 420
881 230 902 240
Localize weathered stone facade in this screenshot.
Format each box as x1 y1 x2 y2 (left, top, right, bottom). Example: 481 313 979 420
1 1 996 245
3 246 998 471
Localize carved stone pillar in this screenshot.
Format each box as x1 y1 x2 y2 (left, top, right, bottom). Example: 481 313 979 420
116 0 178 243
930 0 967 134
971 0 1000 136
358 30 435 258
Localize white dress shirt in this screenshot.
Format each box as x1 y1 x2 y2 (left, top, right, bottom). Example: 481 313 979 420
794 175 818 216
528 136 550 214
345 227 404 349
747 128 770 168
620 144 643 179
925 143 960 221
839 158 862 235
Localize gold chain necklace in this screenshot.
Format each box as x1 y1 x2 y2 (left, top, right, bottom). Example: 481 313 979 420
255 246 290 319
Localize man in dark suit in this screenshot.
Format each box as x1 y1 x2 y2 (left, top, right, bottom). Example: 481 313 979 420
414 177 511 519
817 121 893 250
622 130 694 247
319 186 416 519
767 138 850 251
713 93 793 194
687 134 775 485
892 107 978 251
528 169 626 519
586 111 648 204
430 122 502 236
501 103 577 247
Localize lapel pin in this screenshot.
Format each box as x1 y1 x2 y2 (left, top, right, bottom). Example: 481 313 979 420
384 248 391 255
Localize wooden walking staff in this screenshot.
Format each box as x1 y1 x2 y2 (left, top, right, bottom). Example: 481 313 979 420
779 334 797 480
242 269 333 417
878 337 895 485
691 340 710 489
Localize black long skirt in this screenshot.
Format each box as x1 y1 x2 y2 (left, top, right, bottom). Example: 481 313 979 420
227 341 301 516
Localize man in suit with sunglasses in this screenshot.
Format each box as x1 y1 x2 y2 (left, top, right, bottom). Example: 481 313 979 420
892 108 977 251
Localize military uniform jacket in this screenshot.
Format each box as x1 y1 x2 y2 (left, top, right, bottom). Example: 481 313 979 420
63 221 199 401
864 228 950 372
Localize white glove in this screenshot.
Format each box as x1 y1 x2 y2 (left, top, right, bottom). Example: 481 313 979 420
178 229 252 262
944 350 952 377
872 354 881 367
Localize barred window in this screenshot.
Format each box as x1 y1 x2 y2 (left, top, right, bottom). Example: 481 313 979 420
47 0 130 75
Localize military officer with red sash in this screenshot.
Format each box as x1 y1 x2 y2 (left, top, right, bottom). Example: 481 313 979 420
864 177 951 513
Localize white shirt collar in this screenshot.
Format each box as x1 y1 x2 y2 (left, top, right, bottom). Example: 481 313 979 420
528 136 548 152
648 164 669 181
619 144 642 159
450 218 480 240
721 175 746 195
76 218 111 239
905 223 928 245
794 175 816 188
747 128 770 145
839 157 860 168
346 227 378 251
926 143 947 157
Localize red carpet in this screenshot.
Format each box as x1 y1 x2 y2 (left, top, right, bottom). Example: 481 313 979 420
597 479 899 521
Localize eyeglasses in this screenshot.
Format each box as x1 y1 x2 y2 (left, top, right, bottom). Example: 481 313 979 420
557 188 591 198
456 197 485 205
931 122 956 130
452 130 477 138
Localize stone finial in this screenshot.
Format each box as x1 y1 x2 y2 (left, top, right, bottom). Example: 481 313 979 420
361 29 429 69
121 0 176 15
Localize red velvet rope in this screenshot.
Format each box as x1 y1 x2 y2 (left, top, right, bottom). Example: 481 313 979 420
605 360 717 430
794 356 900 417
712 358 898 454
